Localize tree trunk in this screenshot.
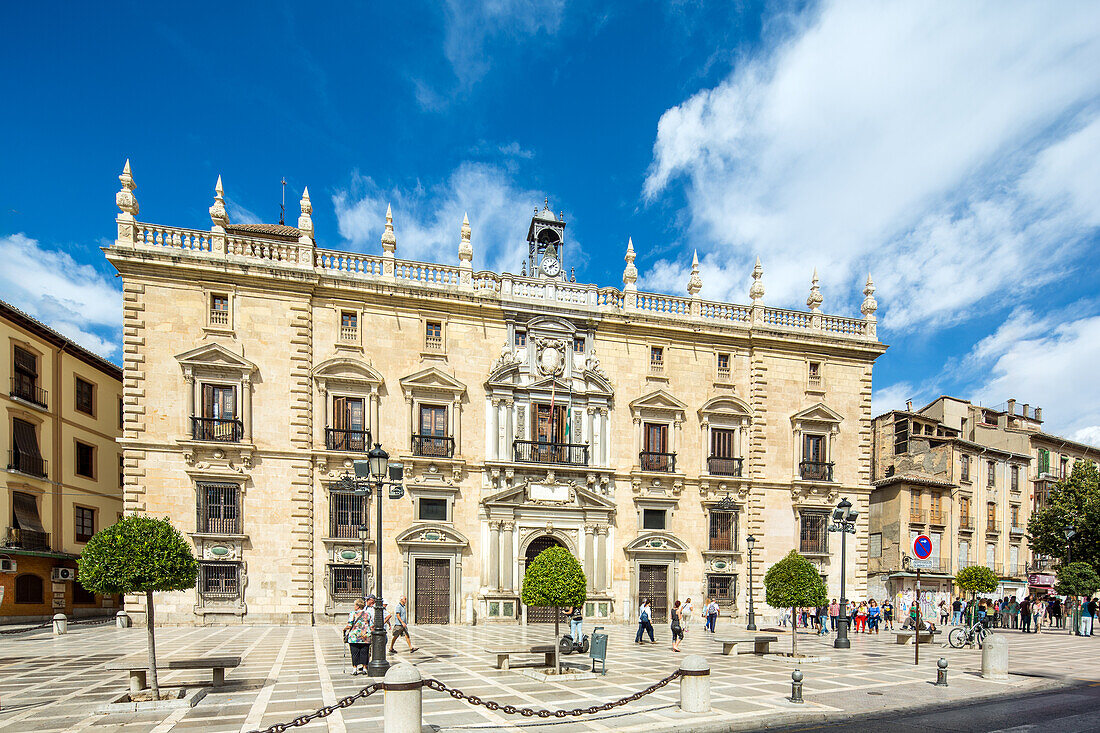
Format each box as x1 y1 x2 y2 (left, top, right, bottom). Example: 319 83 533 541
146 590 160 699
554 608 560 673
791 607 797 657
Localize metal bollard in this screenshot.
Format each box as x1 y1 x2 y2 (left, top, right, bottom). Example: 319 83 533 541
116 611 132 629
789 669 804 704
383 662 422 733
52 614 68 635
935 657 948 687
678 655 711 713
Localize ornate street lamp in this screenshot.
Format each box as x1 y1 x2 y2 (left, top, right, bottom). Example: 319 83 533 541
1065 524 1076 563
746 534 757 631
828 497 858 649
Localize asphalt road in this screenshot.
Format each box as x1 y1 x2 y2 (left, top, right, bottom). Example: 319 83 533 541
754 682 1100 732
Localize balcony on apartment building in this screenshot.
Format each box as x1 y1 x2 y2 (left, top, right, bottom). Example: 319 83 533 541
799 460 833 481
958 516 974 531
909 509 927 525
4 526 50 552
1002 564 1028 578
986 520 1001 534
411 434 455 458
10 377 48 409
191 416 244 443
513 440 590 467
325 428 371 452
7 450 47 478
706 456 743 477
639 451 677 473
929 511 947 527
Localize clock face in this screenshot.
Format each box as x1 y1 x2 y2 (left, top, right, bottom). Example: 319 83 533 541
541 256 561 276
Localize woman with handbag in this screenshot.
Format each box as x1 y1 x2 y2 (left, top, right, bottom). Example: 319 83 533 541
343 597 372 675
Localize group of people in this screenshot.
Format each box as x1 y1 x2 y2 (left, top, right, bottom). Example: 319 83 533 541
342 594 418 675
777 598 899 634
635 597 721 650
950 595 1100 635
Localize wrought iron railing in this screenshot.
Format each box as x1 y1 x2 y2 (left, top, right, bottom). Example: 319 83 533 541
5 526 50 551
958 517 973 531
7 450 47 478
986 520 1001 533
639 451 676 472
706 456 743 477
10 377 47 408
513 440 589 466
330 491 368 539
799 461 833 481
929 512 946 526
326 428 370 452
412 434 455 458
191 416 243 442
909 510 927 524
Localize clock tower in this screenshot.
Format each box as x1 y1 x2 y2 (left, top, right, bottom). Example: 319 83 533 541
527 199 566 279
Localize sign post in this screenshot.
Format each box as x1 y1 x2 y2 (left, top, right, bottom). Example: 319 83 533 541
912 534 934 666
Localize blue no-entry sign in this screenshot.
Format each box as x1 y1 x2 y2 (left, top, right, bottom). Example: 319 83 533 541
913 534 933 560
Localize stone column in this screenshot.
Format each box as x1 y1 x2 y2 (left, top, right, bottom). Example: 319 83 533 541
184 370 195 436
407 394 416 451
242 375 252 442
487 522 500 589
497 401 508 460
488 399 499 460
633 416 641 465
584 525 595 592
700 419 709 473
596 526 608 591
601 409 610 466
369 388 379 445
453 397 461 455
500 522 514 591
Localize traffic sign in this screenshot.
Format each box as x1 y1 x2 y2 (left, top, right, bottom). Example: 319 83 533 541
909 558 933 569
913 534 933 560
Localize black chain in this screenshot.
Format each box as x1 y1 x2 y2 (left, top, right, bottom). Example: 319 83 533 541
0 621 51 636
248 682 383 733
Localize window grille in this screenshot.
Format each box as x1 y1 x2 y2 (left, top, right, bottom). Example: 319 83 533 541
331 565 364 600
200 563 240 598
330 492 367 538
198 483 240 534
799 512 828 554
709 510 737 551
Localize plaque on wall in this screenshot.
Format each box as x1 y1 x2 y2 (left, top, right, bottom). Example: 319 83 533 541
529 483 569 503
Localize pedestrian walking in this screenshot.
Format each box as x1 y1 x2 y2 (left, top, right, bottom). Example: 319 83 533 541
705 598 720 633
1079 597 1093 636
855 601 868 633
636 599 656 643
682 597 694 634
939 600 949 626
952 597 962 626
343 596 372 675
387 595 418 654
868 599 881 634
1020 597 1031 633
882 598 894 630
1032 597 1043 634
1088 598 1099 636
671 600 684 652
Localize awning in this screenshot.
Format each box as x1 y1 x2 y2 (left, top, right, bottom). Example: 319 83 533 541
11 420 42 459
12 492 46 534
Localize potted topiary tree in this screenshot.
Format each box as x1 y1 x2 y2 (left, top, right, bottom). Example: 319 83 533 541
954 565 998 625
520 546 586 673
764 550 828 657
78 515 198 700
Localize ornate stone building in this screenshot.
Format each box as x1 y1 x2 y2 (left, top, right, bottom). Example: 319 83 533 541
106 162 886 625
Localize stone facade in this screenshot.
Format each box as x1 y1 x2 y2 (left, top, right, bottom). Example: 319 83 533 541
105 163 886 626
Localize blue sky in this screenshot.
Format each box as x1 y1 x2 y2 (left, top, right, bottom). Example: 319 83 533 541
2 1 1099 442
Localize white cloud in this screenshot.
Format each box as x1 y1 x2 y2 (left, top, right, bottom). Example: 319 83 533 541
0 233 122 358
644 1 1100 328
1073 426 1100 448
441 0 566 88
332 162 552 274
871 381 918 419
227 199 262 225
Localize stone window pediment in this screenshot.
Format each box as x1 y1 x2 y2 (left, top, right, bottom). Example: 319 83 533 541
625 531 689 555
629 389 687 418
791 402 843 428
482 478 616 513
400 366 466 399
396 523 470 549
176 343 257 380
312 357 384 391
698 396 752 423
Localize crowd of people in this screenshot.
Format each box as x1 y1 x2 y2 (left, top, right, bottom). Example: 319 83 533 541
950 594 1100 635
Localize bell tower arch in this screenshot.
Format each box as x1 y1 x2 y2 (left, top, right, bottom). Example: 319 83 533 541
527 199 566 279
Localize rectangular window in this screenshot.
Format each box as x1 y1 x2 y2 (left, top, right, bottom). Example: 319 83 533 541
75 441 95 479
986 544 996 566
642 508 666 530
74 506 95 543
1011 505 1019 527
514 330 526 347
960 496 970 527
75 377 94 416
987 461 996 487
12 346 44 406
929 493 943 524
415 404 452 456
73 576 97 605
708 510 737 551
910 489 921 521
869 532 882 558
649 346 664 373
418 498 448 522
1060 455 1070 478
198 483 240 535
707 574 736 606
533 403 567 443
200 563 240 598
339 310 358 342
329 491 367 539
960 454 970 481
1038 449 1050 475
425 321 443 351
419 405 447 436
572 336 585 354
198 384 240 442
959 539 969 563
716 353 730 380
803 434 824 462
808 361 822 387
331 565 363 600
329 396 367 451
799 512 828 554
210 293 230 326
986 502 997 531
118 397 124 430
708 428 740 476
641 422 672 471
1010 466 1019 492
119 455 124 488
10 417 46 477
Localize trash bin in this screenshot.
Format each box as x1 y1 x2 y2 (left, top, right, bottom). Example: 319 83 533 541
589 626 608 674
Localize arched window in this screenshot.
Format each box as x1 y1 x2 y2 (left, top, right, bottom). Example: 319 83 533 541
15 573 43 604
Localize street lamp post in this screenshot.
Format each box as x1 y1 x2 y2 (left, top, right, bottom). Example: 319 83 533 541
1065 524 1077 635
746 534 757 631
358 524 368 613
828 497 858 650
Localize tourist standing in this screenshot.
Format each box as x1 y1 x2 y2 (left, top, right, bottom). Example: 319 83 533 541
1032 597 1043 634
817 602 829 635
952 597 962 626
868 599 881 634
939 599 949 626
1088 598 1099 635
829 598 840 632
1020 597 1032 633
671 600 684 652
882 598 894 630
344 597 372 675
636 599 656 643
567 604 584 643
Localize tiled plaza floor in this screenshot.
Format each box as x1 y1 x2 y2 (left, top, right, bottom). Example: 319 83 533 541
0 619 1092 732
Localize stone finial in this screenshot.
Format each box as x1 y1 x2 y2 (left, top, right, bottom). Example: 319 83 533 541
458 211 473 268
806 268 822 312
209 175 229 229
687 249 702 297
297 187 314 238
116 159 139 218
861 273 878 320
749 257 765 304
381 203 397 257
623 237 638 292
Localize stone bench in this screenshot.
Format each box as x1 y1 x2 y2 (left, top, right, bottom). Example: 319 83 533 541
487 645 557 670
714 635 779 656
106 656 242 694
894 630 939 645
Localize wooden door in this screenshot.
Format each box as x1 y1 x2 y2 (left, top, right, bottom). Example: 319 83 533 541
414 558 450 624
639 564 668 623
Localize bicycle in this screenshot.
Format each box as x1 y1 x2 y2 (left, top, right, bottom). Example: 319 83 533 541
948 618 990 648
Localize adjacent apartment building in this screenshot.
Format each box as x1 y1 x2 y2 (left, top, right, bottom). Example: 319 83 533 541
1 300 123 621
106 162 886 626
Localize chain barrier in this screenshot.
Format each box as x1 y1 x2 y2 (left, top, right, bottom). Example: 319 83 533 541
249 670 684 732
0 615 114 636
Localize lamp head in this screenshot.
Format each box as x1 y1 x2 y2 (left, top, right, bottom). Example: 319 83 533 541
1065 524 1076 540
357 524 368 541
746 534 756 549
368 443 389 480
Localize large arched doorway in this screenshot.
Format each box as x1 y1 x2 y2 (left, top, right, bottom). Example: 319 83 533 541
524 535 569 624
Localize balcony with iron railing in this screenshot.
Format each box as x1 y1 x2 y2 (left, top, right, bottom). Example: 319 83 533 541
986 520 1001 534
4 526 50 551
639 451 676 472
1002 564 1028 578
7 450 47 478
10 377 48 408
909 510 926 525
191 416 244 443
958 516 974 531
325 427 371 452
412 434 455 458
1010 523 1026 535
799 461 833 481
706 456 743 477
513 440 589 466
929 512 947 527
